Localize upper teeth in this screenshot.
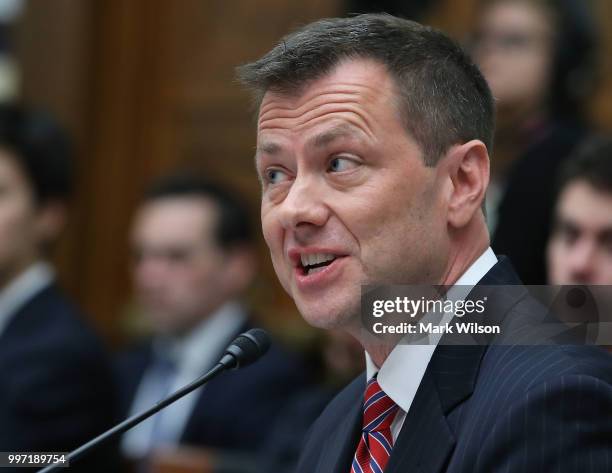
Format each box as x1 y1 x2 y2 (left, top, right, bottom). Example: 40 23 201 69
301 253 336 267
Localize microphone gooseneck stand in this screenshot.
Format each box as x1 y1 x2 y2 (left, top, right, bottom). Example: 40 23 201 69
37 328 270 473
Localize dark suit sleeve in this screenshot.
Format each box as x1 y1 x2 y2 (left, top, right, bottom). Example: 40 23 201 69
475 374 612 472
6 353 109 446
0 346 120 473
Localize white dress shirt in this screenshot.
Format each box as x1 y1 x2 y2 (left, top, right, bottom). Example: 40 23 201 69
121 301 246 458
365 247 497 441
0 262 54 337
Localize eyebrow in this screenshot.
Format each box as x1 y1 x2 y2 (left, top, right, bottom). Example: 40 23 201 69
554 217 612 241
257 141 281 156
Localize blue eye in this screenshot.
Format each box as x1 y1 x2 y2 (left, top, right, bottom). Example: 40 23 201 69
329 157 357 172
265 168 289 184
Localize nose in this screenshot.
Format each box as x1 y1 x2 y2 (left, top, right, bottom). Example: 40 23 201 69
277 173 329 233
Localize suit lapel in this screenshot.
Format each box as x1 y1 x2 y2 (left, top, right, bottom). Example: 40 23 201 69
317 394 363 473
385 369 455 473
385 257 525 472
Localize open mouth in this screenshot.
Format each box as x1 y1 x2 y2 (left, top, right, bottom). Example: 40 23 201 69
299 253 338 276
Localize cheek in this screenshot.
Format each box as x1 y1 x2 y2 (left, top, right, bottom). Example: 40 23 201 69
597 251 612 279
166 266 219 312
546 239 567 278
156 263 209 297
342 174 413 232
188 261 221 289
345 193 414 266
0 223 21 250
0 207 35 253
363 208 425 267
520 55 550 91
261 208 279 251
132 266 149 291
356 181 442 280
261 209 287 268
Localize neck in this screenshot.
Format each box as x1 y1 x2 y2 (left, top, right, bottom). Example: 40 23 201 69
349 328 397 369
353 222 490 368
439 220 489 287
0 258 40 292
365 344 394 369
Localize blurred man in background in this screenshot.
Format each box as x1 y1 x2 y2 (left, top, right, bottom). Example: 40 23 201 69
547 137 612 285
546 136 612 352
0 104 119 472
118 172 307 470
259 329 364 473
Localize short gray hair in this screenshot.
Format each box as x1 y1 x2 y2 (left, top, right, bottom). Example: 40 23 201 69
237 13 495 164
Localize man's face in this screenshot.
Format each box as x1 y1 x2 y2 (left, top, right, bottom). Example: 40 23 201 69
256 59 449 331
131 197 230 335
0 150 40 286
547 180 612 285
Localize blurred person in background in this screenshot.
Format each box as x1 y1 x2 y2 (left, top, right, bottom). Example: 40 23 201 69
117 172 308 471
0 104 119 472
546 136 612 352
259 330 364 473
547 137 612 286
470 0 599 284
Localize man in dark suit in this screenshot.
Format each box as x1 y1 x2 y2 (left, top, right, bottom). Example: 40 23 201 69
237 13 612 472
117 172 307 467
0 105 119 472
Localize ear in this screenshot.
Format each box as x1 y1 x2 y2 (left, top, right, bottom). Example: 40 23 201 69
445 140 490 229
35 200 68 244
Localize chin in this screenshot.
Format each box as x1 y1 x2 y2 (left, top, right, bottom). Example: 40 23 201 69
296 296 360 331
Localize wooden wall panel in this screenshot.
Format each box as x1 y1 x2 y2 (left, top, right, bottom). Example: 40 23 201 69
16 0 95 299
590 0 612 128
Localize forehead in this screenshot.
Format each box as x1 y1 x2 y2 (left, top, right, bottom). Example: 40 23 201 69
256 58 399 140
557 180 612 228
482 1 552 34
133 197 218 244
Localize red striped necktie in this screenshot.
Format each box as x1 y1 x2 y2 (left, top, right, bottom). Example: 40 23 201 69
350 377 399 473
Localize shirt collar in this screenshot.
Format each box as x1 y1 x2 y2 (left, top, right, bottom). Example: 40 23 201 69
365 247 497 412
0 262 55 337
453 246 498 287
153 301 247 373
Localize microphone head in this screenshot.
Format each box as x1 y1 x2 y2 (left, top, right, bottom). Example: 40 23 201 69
220 328 270 369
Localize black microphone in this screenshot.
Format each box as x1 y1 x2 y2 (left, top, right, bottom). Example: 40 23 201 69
37 328 270 473
219 328 270 369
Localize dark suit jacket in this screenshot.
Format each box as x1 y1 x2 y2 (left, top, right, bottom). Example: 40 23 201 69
116 322 310 453
0 284 120 472
296 258 612 473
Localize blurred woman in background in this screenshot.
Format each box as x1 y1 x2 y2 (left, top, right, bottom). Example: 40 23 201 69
470 0 599 284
